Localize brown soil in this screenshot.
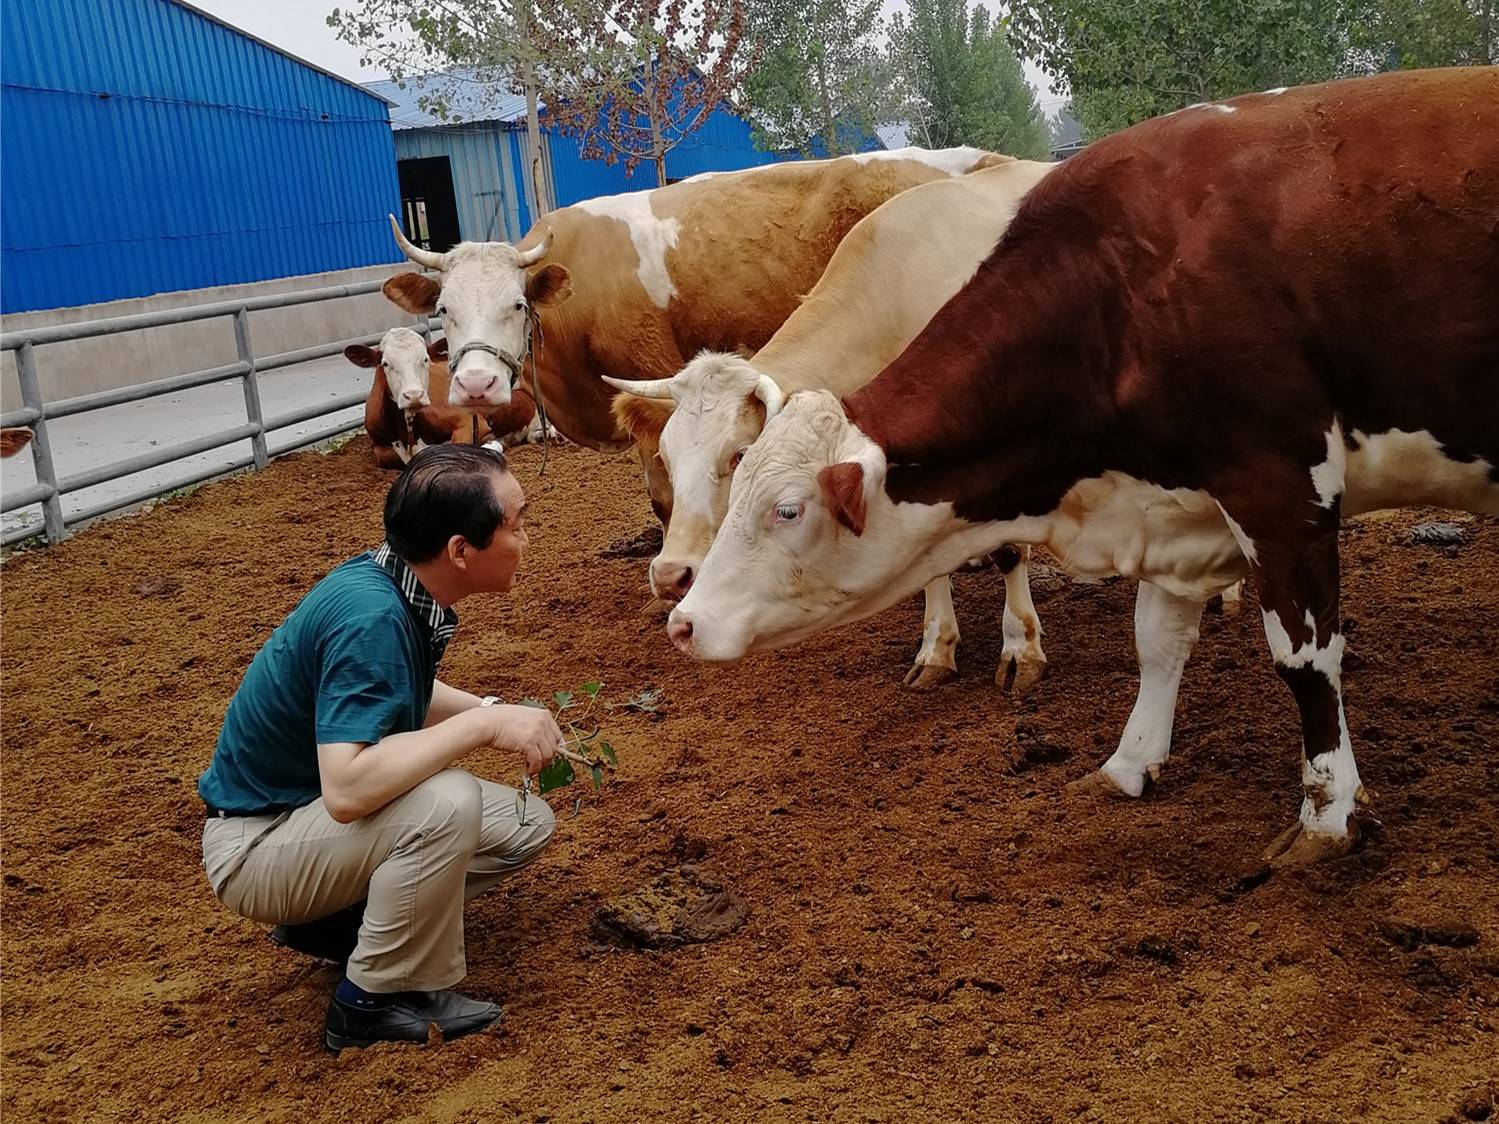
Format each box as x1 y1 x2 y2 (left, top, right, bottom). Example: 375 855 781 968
2 438 1496 1123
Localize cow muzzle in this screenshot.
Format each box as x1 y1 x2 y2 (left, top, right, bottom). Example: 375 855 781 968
650 559 695 600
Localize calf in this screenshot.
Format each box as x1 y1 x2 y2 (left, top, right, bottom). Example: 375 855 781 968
346 329 540 470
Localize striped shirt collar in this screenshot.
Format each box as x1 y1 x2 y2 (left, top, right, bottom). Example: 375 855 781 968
372 542 459 664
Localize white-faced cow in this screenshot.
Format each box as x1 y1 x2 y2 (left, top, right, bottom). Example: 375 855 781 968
606 158 1055 690
347 327 539 470
381 148 1007 522
668 68 1499 867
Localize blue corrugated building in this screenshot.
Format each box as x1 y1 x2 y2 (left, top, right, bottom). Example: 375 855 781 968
367 69 842 248
0 0 402 314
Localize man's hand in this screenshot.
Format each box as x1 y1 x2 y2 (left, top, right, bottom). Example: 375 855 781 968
479 704 562 776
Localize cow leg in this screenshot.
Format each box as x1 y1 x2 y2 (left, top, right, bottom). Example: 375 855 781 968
1218 487 1365 866
904 575 959 690
1068 581 1204 800
1220 579 1244 617
996 545 1047 695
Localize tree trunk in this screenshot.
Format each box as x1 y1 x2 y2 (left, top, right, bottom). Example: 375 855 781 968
815 50 839 156
516 0 550 221
647 50 668 187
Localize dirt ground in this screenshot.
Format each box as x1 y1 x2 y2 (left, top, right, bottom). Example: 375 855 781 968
2 437 1495 1124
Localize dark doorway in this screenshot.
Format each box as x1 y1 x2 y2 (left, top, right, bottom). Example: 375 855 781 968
397 157 461 253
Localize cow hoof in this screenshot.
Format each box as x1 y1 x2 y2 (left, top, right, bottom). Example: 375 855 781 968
902 663 957 690
1064 770 1134 801
1262 822 1357 867
640 597 674 620
997 655 1047 696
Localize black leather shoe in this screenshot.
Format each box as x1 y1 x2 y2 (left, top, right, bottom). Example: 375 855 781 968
324 989 503 1050
269 902 364 964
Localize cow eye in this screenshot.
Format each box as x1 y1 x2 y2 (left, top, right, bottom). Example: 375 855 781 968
774 503 804 524
730 448 746 471
513 300 527 312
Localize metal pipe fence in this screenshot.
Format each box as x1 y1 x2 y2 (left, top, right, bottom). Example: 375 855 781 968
1 279 433 548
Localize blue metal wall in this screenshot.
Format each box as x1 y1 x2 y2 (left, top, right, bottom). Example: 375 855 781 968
543 104 783 211
1 0 402 313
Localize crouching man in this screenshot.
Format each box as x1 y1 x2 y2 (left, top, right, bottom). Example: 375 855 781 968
198 444 560 1050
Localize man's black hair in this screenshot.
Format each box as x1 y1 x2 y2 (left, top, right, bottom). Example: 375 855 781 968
383 444 510 563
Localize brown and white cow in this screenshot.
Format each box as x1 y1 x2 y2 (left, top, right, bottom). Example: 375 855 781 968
668 69 1499 866
346 327 539 470
380 148 1007 520
606 159 1055 690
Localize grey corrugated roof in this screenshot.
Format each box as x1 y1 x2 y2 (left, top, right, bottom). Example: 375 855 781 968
365 69 530 130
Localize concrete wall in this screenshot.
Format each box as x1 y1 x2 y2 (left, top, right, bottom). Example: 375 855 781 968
1 263 424 413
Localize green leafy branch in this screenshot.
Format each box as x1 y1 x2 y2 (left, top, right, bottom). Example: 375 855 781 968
519 680 619 796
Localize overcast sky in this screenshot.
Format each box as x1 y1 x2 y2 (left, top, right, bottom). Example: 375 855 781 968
188 0 1065 113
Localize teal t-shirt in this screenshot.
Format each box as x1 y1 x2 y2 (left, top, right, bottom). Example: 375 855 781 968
198 554 437 814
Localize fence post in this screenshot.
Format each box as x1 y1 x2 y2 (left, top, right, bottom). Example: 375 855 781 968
233 307 268 470
15 341 66 544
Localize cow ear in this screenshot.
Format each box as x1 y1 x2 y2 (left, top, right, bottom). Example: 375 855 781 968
527 264 573 308
818 462 867 537
611 392 674 444
427 337 449 362
384 273 441 314
344 344 379 368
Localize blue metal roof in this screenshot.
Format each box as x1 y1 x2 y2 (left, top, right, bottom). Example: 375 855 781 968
366 70 530 130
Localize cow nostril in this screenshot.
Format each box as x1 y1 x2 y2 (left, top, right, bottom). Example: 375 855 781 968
678 567 694 594
667 616 693 652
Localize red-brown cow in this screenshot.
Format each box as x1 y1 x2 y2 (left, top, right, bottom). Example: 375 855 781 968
668 68 1499 867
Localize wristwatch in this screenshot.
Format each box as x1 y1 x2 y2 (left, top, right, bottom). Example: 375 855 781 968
480 695 501 708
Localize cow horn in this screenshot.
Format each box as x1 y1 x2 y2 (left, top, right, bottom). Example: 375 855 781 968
516 230 552 266
753 374 785 419
388 214 444 270
603 375 676 399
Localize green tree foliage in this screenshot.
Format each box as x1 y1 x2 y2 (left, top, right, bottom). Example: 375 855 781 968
1009 0 1358 139
888 0 1052 159
1350 0 1495 69
741 0 892 156
330 0 753 193
1009 0 1494 142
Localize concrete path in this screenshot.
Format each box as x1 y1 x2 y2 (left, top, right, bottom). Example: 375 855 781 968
1 353 371 543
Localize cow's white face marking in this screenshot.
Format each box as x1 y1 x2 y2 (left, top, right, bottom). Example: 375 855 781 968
1310 421 1347 509
671 391 978 661
434 242 533 408
1342 427 1499 515
378 327 431 410
653 353 773 583
575 191 681 308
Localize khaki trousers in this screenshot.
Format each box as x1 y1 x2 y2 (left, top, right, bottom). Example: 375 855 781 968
201 768 555 993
